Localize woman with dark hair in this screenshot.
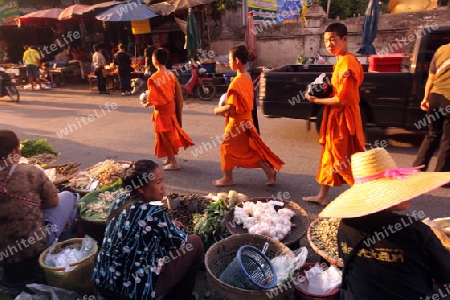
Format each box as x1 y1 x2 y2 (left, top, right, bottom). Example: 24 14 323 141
114 43 132 96
143 48 194 171
212 45 284 186
0 130 78 266
92 160 204 300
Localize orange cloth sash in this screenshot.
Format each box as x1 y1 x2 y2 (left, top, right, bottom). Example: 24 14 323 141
317 54 365 186
221 74 284 171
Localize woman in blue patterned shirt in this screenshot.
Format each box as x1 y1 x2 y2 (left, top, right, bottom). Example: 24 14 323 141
92 160 204 300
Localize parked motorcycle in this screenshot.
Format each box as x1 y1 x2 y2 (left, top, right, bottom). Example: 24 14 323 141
0 71 19 102
180 63 216 101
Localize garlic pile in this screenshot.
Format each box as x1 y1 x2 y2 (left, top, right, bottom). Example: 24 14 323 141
233 201 295 241
207 190 248 206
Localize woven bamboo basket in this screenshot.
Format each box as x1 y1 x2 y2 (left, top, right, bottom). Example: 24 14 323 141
307 218 343 268
68 160 132 195
225 198 310 247
205 234 294 300
38 238 98 295
43 162 82 185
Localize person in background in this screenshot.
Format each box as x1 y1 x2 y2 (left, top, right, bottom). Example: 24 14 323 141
413 42 450 174
114 44 132 96
108 41 118 64
71 45 89 62
212 45 284 187
142 48 194 171
144 40 157 77
92 160 204 300
92 44 109 94
127 36 135 57
23 45 41 90
0 130 78 265
303 22 365 206
320 147 450 299
39 62 53 88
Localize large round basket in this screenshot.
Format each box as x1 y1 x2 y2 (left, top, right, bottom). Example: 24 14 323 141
43 162 81 185
225 198 310 247
307 218 343 268
38 238 98 295
78 217 107 246
68 160 133 195
205 233 294 300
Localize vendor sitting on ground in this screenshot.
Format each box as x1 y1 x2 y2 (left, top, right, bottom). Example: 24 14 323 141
320 147 450 299
0 130 78 265
92 160 204 300
39 62 54 88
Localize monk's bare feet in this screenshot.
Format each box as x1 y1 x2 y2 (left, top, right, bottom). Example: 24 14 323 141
212 177 234 187
302 195 329 206
265 169 276 186
163 163 180 171
162 159 170 165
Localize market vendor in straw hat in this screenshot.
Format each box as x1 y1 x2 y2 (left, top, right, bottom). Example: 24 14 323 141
320 147 450 299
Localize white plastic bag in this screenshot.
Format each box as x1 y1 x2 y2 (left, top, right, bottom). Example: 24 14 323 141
271 247 308 285
297 263 342 295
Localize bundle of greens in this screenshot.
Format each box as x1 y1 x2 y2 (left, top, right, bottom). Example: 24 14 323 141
193 198 231 250
20 139 58 158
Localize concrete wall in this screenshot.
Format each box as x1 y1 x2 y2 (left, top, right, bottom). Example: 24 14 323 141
209 6 450 69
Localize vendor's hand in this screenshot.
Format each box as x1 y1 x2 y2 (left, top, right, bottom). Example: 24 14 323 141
420 98 429 111
173 220 184 229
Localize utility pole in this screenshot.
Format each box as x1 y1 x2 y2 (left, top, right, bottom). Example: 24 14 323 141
327 0 331 19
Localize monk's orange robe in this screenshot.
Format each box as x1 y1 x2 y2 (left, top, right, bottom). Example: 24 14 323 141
147 70 194 158
316 53 365 186
221 74 284 171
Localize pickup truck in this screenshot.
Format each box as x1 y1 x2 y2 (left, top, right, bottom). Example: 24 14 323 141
258 26 450 132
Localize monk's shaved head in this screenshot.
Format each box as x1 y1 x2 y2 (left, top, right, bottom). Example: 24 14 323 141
325 23 348 38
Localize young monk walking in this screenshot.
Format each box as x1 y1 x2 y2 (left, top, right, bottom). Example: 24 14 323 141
303 23 365 205
213 45 284 187
142 48 194 170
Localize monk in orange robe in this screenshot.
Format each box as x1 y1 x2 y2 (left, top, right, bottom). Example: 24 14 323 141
303 23 365 205
142 48 194 170
213 45 284 186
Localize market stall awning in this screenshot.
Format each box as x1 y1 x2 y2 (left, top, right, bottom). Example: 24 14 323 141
72 1 126 19
58 4 90 21
95 1 158 21
146 0 215 16
15 8 63 27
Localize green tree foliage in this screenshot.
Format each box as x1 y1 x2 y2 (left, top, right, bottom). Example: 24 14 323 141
211 0 236 21
320 0 390 20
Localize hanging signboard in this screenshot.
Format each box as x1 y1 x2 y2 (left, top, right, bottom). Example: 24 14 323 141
131 19 152 35
248 0 277 24
276 0 301 23
0 0 19 26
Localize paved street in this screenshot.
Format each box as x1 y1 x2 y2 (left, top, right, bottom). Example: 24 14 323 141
1 84 449 298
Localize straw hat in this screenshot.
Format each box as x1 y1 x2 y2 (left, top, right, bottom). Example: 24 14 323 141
320 148 450 218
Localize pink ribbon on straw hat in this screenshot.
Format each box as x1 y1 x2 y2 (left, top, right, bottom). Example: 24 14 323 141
354 165 425 184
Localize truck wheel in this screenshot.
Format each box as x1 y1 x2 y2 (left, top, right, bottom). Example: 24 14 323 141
315 107 367 135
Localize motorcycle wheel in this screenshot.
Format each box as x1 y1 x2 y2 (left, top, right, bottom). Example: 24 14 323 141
196 82 216 101
181 86 188 99
5 84 19 102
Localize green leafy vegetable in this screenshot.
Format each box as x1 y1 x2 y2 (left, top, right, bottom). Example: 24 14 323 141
20 139 58 158
193 198 232 250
